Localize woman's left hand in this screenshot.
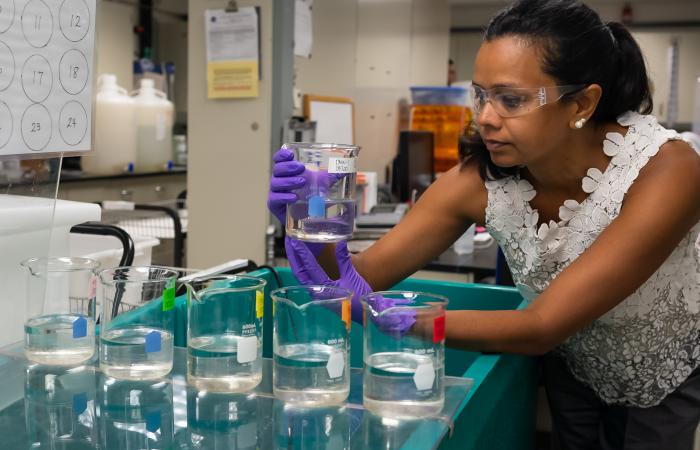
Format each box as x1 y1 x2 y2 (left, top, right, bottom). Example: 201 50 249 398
285 237 416 334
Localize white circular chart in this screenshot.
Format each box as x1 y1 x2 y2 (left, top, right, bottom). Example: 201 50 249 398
0 39 14 91
59 48 87 94
21 53 52 103
58 100 87 145
0 101 11 148
21 103 52 151
21 0 53 48
2 0 93 156
59 0 89 42
0 0 15 34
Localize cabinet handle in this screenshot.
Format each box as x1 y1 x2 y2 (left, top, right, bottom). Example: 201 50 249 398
155 185 163 193
120 189 133 199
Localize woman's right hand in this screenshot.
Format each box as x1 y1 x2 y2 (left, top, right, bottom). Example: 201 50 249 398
267 148 306 225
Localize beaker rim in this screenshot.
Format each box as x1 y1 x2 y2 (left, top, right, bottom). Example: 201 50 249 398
282 142 360 152
360 291 449 308
99 265 179 285
21 256 101 273
270 285 353 308
186 274 267 294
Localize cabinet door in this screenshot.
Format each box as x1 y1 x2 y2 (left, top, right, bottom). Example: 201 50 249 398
58 174 187 204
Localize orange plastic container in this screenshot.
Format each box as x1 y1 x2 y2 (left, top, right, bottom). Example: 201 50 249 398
409 105 470 173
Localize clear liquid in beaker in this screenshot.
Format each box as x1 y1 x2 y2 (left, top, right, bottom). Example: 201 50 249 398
287 199 355 243
273 343 348 406
363 352 444 418
188 334 262 392
24 314 95 365
100 326 173 380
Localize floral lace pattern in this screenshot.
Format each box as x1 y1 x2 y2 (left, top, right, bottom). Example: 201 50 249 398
485 112 700 407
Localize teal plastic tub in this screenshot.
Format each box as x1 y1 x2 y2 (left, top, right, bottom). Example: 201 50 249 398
165 267 537 450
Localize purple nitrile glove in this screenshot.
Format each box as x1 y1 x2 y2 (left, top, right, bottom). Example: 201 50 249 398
363 295 416 335
268 148 324 256
268 148 305 226
285 237 416 335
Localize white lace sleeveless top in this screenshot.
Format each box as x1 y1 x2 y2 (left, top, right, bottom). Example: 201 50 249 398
485 112 700 407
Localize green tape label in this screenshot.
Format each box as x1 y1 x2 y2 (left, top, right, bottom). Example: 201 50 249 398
163 279 176 311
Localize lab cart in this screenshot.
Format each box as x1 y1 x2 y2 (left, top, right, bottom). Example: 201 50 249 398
0 268 537 449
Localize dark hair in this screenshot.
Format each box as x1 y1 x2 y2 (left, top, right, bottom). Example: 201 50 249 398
464 0 653 180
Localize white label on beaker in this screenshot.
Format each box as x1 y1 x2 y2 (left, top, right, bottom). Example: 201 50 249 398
328 157 356 174
237 335 257 364
326 349 345 379
238 422 257 448
413 361 435 391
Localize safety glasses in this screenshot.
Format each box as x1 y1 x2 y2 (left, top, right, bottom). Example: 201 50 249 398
471 84 586 118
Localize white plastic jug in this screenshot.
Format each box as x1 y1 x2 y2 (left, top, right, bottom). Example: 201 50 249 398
82 75 137 175
132 79 174 172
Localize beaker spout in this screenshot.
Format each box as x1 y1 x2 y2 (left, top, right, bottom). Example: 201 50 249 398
184 283 203 303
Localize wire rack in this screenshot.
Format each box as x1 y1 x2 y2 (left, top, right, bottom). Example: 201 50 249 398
99 199 187 268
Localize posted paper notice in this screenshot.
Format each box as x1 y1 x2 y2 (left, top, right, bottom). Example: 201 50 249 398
204 7 259 99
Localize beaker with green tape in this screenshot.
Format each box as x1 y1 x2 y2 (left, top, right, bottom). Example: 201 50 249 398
99 266 179 380
185 275 267 392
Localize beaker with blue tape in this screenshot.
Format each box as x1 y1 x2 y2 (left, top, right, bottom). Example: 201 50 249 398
284 143 360 243
21 257 100 366
99 266 178 380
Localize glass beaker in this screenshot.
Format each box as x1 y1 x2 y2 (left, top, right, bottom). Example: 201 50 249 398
25 364 97 449
271 286 352 406
179 388 261 450
186 275 267 392
361 291 448 418
284 143 360 243
99 266 179 380
273 400 350 450
98 374 174 449
21 257 100 365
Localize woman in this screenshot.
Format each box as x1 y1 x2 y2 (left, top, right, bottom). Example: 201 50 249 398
268 0 700 448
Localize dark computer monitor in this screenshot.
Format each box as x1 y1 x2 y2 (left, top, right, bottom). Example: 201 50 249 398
391 130 435 202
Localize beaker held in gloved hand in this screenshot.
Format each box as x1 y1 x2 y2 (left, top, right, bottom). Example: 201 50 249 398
361 291 448 419
284 143 360 244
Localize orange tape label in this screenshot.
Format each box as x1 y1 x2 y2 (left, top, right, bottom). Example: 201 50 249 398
342 300 351 330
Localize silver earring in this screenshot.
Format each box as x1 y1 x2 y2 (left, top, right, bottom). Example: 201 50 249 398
574 118 586 129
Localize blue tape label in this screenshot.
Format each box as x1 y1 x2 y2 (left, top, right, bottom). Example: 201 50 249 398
308 194 325 218
145 410 161 433
73 392 87 416
145 331 161 353
72 316 87 339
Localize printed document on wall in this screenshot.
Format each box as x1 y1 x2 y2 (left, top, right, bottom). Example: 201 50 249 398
204 7 259 99
294 0 313 58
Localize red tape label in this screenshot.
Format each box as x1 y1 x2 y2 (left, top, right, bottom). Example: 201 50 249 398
433 316 445 343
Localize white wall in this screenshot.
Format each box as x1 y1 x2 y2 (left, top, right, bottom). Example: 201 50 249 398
295 0 451 181
96 1 137 90
450 0 700 28
186 0 272 268
449 2 700 123
633 30 700 124
157 17 189 121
